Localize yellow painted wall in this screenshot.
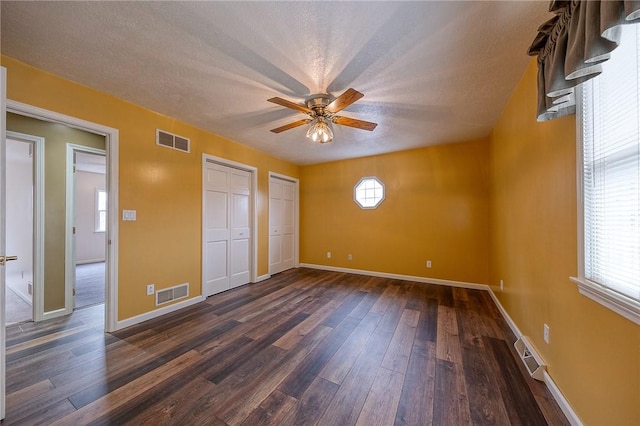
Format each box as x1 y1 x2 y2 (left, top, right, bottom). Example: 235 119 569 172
490 58 640 425
2 56 299 320
300 139 490 284
7 113 105 312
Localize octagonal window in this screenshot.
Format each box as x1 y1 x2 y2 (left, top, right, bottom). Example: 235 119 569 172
354 177 385 209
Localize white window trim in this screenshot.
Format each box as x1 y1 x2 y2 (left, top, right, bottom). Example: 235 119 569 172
574 89 640 326
354 176 385 209
95 188 106 233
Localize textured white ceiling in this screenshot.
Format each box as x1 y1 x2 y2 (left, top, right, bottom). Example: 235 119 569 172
1 1 550 165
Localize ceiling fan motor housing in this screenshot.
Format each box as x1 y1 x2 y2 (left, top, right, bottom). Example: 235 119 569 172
306 94 333 118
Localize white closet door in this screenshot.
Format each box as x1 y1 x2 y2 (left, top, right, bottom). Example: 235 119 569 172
229 170 250 288
280 180 295 271
269 176 296 275
204 162 251 296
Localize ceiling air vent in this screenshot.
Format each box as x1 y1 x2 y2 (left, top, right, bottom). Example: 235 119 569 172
156 129 190 153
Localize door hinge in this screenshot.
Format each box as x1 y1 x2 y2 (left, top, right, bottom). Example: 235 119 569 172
73 288 76 296
73 226 76 234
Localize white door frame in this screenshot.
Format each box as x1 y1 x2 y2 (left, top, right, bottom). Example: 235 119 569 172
7 100 119 333
65 144 106 313
268 171 300 275
6 131 45 322
202 154 258 296
1 65 8 421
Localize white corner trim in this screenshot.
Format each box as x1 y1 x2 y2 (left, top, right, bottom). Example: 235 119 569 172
299 263 488 291
570 277 640 326
115 295 205 331
255 274 271 283
488 288 583 426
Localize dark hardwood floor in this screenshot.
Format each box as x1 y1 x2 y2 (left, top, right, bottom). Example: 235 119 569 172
3 268 569 425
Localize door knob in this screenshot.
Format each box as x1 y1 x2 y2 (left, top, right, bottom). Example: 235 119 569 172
0 255 18 266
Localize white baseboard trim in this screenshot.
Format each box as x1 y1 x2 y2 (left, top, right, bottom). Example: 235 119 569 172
115 295 205 331
543 371 583 426
487 289 583 426
487 288 523 338
42 307 70 321
76 259 106 265
255 274 271 283
299 263 488 291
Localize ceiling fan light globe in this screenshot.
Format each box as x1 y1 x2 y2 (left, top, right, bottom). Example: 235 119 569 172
306 117 333 143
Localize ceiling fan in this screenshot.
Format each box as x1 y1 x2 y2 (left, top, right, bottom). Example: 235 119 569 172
268 88 377 143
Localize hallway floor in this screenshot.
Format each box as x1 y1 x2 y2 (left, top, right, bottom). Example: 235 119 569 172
5 285 31 325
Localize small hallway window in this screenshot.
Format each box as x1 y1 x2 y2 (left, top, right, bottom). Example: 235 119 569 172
354 177 385 209
95 189 107 232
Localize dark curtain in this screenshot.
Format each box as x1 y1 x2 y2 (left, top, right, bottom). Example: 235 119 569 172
528 0 640 121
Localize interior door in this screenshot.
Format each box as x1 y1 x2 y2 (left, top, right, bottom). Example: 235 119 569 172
1 65 8 421
269 176 295 275
229 170 250 288
203 161 251 296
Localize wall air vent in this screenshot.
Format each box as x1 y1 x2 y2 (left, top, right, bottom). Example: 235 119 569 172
156 129 190 153
155 283 189 306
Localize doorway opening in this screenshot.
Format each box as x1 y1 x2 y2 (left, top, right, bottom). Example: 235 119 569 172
6 100 119 332
5 137 34 324
71 149 107 310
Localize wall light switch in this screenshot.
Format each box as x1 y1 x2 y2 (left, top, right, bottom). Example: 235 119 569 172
147 284 155 296
543 324 550 344
123 210 137 221
426 260 432 268
327 252 331 259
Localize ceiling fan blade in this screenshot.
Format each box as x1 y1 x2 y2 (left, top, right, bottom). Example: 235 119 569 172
270 119 312 133
268 97 312 114
333 116 378 131
326 88 364 113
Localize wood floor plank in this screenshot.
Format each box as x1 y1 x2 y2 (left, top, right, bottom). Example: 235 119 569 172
207 311 309 384
279 377 340 425
51 350 203 425
433 359 472 426
380 308 420 374
317 326 395 426
485 337 548 425
114 376 218 425
240 389 298 426
394 340 436 425
4 268 569 426
214 324 333 425
436 304 463 364
273 299 340 350
318 312 381 384
461 345 511 425
355 366 405 426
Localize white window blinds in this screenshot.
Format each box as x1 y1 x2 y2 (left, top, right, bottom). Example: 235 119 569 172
581 23 640 304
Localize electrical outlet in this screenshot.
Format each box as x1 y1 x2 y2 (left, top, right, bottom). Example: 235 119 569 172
543 324 550 344
327 252 331 259
348 254 353 261
500 279 504 291
147 284 155 296
426 260 432 268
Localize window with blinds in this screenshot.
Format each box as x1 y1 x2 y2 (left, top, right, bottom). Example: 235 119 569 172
576 23 640 324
